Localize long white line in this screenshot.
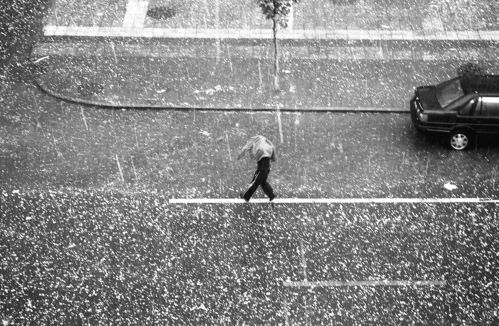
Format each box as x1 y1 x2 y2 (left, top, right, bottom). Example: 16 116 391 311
42 26 499 41
169 197 499 204
283 280 447 287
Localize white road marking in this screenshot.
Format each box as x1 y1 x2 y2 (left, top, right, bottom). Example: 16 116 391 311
283 280 446 287
169 197 499 204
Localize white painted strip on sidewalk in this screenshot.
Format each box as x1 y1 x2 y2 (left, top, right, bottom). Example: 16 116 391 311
283 280 447 287
169 197 499 204
42 25 499 41
123 0 150 29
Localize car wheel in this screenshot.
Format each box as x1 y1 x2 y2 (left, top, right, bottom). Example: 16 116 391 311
449 130 472 150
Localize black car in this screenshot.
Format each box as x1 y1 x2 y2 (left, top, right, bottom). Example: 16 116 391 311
410 75 499 150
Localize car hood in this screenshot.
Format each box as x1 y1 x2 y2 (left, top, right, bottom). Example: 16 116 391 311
416 86 441 110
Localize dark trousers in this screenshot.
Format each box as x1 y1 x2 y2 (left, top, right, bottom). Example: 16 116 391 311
243 157 274 200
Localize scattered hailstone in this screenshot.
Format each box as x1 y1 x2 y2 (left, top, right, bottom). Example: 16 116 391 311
443 182 457 191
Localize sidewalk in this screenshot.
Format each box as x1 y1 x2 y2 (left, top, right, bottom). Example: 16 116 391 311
47 0 498 32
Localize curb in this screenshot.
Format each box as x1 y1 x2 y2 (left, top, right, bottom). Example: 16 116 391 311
40 33 499 50
36 78 409 114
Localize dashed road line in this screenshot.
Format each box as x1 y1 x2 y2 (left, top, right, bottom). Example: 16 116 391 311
283 280 447 287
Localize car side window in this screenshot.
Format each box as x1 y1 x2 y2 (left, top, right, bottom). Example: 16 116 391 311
478 97 499 117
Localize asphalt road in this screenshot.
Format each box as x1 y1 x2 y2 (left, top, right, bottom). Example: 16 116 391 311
2 192 499 324
2 98 499 199
0 0 48 77
2 84 499 323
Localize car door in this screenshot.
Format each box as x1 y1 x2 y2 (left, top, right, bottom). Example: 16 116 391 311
473 97 499 134
455 96 479 129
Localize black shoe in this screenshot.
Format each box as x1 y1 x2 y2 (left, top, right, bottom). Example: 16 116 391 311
240 192 249 202
269 194 276 202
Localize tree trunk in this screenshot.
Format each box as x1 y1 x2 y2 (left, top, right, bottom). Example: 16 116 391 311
272 17 280 91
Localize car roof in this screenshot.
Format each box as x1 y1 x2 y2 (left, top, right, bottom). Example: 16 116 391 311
462 75 499 93
478 93 499 97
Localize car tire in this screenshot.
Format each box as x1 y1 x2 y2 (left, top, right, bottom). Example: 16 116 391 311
448 130 473 150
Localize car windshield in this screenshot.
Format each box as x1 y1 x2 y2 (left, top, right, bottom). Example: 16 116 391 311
436 78 465 107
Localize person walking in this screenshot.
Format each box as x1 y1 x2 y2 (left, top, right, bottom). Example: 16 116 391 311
237 135 276 202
